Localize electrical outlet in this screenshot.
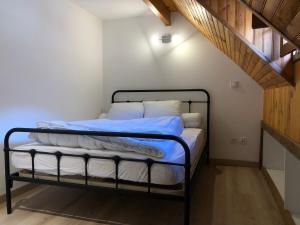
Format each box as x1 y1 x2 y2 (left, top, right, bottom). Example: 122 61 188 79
230 80 239 89
240 137 248 145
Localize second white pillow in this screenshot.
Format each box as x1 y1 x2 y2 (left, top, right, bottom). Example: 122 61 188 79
106 102 144 120
143 100 182 118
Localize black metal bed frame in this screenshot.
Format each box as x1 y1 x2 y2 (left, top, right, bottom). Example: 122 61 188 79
4 89 210 225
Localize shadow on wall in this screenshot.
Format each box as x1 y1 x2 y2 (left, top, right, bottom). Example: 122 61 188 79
0 107 59 193
0 107 57 145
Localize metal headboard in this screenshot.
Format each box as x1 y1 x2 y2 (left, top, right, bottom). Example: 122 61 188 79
111 88 210 151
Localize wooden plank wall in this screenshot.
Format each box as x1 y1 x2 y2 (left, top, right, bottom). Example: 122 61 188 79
263 61 300 143
172 0 291 89
241 0 300 49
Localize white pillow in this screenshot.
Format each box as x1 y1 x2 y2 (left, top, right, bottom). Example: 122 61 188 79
143 100 182 118
181 113 203 128
106 103 144 120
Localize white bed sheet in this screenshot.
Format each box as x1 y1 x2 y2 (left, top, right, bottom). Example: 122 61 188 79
11 128 205 185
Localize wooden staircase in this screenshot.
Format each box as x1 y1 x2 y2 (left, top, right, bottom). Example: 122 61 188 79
240 0 300 63
240 0 300 50
146 0 300 89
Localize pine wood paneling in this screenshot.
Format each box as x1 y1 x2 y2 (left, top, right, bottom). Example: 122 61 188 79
287 11 300 41
272 0 300 32
172 0 290 89
263 61 300 143
262 0 282 20
251 0 266 12
227 0 236 28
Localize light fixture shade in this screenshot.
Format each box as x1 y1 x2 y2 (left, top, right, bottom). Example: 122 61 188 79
161 34 172 44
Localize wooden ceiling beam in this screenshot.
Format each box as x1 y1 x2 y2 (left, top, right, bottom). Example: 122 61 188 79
144 0 171 26
163 0 177 11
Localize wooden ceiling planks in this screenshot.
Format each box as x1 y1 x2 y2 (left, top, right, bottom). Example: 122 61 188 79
172 0 290 89
240 0 300 49
270 0 299 32
144 0 171 26
287 12 300 44
251 0 266 12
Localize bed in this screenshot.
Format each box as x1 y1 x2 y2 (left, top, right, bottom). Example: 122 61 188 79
4 89 210 225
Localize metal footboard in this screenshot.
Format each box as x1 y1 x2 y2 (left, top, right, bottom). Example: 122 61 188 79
4 128 193 225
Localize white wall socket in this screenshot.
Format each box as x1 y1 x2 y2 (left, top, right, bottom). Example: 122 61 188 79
240 137 248 145
230 80 239 89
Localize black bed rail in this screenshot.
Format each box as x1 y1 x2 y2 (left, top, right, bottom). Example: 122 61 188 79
4 128 191 225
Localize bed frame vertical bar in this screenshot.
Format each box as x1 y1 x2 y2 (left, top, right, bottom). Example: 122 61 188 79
29 149 36 179
206 94 210 164
184 148 191 225
114 156 121 189
55 151 62 182
4 133 12 214
146 159 154 193
188 100 192 113
83 154 90 185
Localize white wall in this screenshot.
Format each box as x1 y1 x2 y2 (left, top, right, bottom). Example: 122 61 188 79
103 13 263 162
0 0 103 194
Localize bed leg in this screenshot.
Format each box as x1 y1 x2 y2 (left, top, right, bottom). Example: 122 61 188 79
184 166 191 225
206 147 210 164
184 195 191 225
4 146 12 214
5 179 12 214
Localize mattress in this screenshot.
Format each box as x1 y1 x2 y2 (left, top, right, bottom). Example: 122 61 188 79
11 128 205 186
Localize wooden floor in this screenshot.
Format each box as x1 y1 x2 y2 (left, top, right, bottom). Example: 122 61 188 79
0 165 286 225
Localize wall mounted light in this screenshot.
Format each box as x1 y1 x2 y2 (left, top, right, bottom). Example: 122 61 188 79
160 34 172 44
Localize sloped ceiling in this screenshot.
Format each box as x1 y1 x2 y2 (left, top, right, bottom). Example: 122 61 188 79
170 0 292 89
